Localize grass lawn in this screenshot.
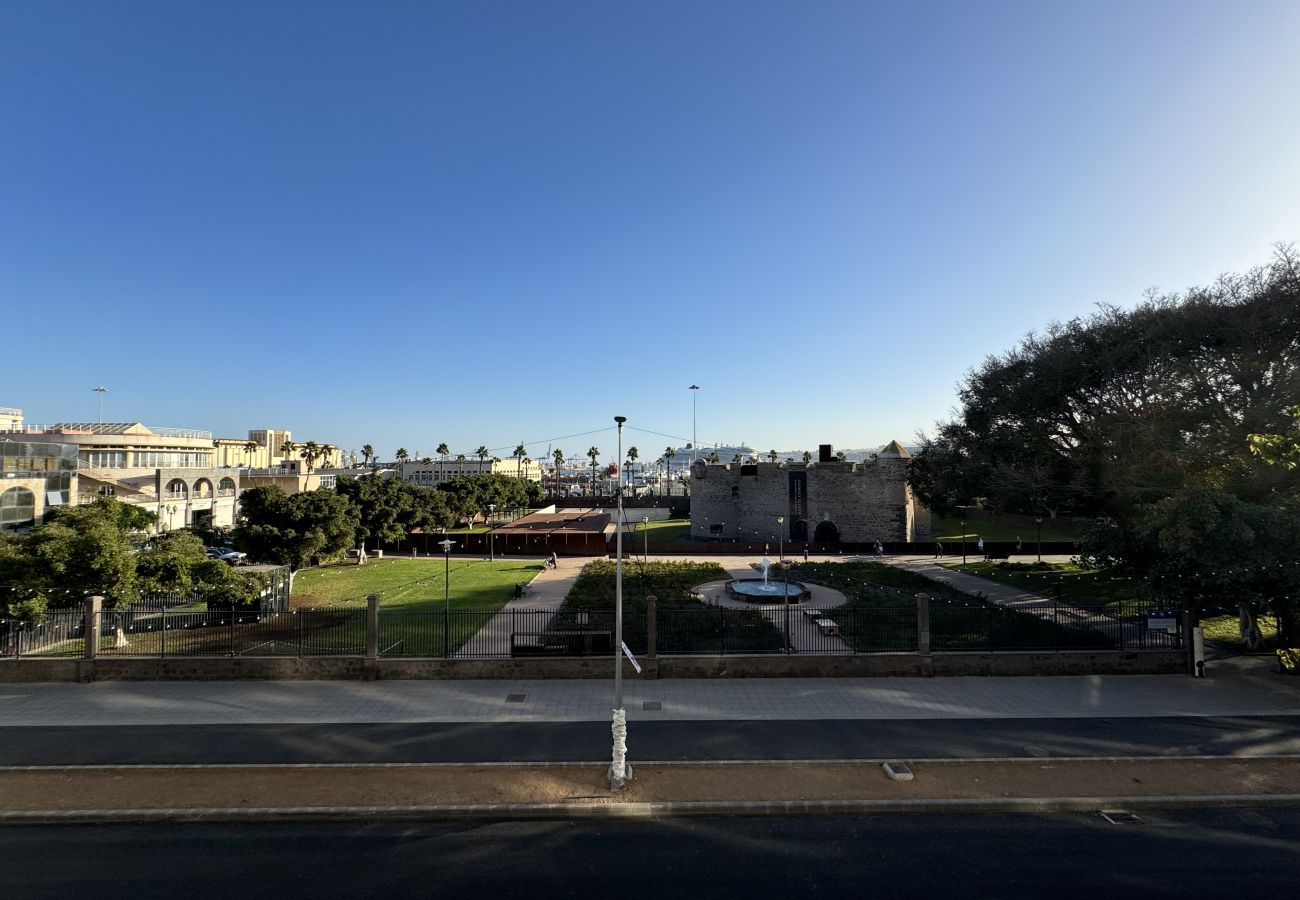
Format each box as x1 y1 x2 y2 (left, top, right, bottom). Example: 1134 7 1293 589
944 560 1148 613
931 516 1077 543
1201 614 1280 649
628 519 692 542
291 558 543 610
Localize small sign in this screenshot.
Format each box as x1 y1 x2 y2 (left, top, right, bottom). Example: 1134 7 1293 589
1147 611 1178 634
621 640 642 673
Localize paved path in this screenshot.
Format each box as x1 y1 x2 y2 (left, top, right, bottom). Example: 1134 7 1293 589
4 664 1297 726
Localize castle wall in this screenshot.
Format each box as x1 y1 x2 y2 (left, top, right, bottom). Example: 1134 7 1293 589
690 454 923 543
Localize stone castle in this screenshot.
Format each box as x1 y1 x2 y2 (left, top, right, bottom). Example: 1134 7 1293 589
689 441 931 544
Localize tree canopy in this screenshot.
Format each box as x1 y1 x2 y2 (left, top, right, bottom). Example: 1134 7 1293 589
909 248 1300 643
334 475 454 546
235 485 357 571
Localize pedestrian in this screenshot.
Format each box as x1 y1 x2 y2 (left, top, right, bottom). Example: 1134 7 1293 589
874 540 883 557
547 552 558 570
977 537 984 556
803 547 809 563
1015 536 1022 554
935 541 944 558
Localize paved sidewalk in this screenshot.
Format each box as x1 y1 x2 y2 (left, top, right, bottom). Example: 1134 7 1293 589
5 667 1298 727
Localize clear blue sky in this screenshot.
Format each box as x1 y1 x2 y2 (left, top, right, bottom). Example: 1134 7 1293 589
3 0 1298 464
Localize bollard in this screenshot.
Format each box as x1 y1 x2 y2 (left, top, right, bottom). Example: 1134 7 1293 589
366 593 380 660
83 595 103 660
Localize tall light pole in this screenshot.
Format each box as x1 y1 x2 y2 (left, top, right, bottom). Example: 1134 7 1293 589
960 517 967 566
642 515 649 563
1035 517 1043 563
93 386 108 423
611 415 630 789
689 385 700 469
780 559 792 655
777 515 785 564
488 504 496 561
439 538 455 657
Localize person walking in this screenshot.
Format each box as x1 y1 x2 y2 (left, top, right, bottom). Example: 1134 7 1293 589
977 537 984 557
935 541 944 558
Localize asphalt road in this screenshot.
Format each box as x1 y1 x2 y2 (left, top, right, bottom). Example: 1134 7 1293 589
2 809 1297 899
4 715 1299 765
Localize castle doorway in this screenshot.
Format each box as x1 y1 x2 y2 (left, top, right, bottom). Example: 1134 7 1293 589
813 521 840 545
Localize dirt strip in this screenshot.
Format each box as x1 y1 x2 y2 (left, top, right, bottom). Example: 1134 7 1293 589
3 758 1299 812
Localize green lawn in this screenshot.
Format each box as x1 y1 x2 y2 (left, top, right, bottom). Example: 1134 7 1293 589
943 561 1149 612
1201 614 1280 649
629 519 692 542
931 516 1077 543
291 558 544 611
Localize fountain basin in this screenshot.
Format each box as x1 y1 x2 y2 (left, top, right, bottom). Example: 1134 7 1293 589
725 578 811 604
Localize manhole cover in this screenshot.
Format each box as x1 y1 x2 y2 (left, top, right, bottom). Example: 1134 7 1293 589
1100 810 1142 825
643 701 663 711
506 693 527 703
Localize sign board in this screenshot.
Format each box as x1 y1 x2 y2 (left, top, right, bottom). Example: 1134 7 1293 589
1147 611 1178 634
621 640 642 674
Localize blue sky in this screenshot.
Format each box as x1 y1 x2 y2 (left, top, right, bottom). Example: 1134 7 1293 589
3 0 1298 464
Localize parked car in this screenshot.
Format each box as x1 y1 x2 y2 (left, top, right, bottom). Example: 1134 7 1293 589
206 546 247 564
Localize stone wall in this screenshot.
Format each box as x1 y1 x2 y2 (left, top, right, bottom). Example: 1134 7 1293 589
0 651 1186 682
690 456 929 543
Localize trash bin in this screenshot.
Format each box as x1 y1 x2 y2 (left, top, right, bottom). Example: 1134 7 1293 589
514 583 525 599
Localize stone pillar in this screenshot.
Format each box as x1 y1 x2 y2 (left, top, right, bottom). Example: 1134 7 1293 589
365 593 381 680
644 594 658 679
83 596 103 660
915 592 930 656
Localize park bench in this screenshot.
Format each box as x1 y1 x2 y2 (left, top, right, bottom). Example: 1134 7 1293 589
984 550 1011 561
815 618 839 636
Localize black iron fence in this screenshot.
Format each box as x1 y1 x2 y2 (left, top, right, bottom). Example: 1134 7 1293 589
1 598 1181 660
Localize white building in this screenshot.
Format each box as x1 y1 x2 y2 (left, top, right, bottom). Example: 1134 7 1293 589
399 457 542 487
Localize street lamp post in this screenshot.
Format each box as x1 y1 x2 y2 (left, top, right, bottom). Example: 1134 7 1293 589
642 515 649 563
488 504 496 561
439 538 455 657
780 560 792 655
1035 517 1043 563
689 385 700 470
777 515 784 564
610 415 630 790
961 518 966 566
93 386 108 423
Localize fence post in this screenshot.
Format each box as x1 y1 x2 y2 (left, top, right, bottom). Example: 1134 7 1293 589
645 594 658 678
366 593 380 660
160 609 166 659
915 592 930 656
83 596 102 660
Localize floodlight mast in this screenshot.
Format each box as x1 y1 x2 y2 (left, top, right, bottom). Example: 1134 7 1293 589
610 415 631 789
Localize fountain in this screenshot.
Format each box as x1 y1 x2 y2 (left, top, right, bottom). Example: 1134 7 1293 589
726 556 810 603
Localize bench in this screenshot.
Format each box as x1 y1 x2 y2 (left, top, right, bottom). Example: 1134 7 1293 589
802 608 824 619
984 551 1011 561
815 618 839 636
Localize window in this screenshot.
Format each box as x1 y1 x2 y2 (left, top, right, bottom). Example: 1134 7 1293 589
165 479 188 499
0 486 36 526
217 477 237 497
193 479 212 498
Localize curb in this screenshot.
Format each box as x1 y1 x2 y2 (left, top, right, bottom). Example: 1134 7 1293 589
6 794 1300 824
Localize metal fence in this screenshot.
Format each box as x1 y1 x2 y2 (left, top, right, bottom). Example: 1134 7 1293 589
1 598 1182 660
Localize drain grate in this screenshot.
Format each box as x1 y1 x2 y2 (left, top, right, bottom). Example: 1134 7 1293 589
505 693 527 703
1100 810 1142 825
643 701 663 711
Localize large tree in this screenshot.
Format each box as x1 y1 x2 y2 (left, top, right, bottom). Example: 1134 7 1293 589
910 249 1300 642
335 474 454 548
235 485 357 573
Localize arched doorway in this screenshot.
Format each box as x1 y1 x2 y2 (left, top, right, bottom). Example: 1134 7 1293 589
790 519 808 541
813 520 840 545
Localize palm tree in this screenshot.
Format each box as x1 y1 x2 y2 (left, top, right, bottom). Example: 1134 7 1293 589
836 450 847 462
732 453 742 463
395 447 409 468
513 443 527 479
802 450 813 464
300 440 321 474
436 443 450 461
587 446 600 498
279 439 295 465
768 449 778 462
421 457 433 465
553 449 565 497
243 440 258 468
663 446 676 497
361 444 374 468
626 446 638 491
475 445 489 475
708 451 720 463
